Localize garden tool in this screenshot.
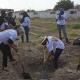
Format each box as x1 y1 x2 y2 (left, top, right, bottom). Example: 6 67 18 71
13 51 32 80
39 47 49 80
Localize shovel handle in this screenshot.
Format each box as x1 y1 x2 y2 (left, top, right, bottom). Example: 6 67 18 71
43 47 47 64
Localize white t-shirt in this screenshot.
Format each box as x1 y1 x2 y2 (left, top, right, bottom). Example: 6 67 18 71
46 36 64 53
56 14 66 25
21 17 30 27
0 29 17 43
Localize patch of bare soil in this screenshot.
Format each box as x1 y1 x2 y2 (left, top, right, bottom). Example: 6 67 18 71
0 40 80 80
0 24 80 80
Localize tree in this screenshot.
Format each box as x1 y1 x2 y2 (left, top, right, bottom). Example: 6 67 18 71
54 0 74 11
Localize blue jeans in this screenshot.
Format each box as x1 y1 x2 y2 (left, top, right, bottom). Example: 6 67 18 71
23 26 29 42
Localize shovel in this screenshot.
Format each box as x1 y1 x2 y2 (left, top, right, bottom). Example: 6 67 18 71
21 62 32 79
14 52 32 80
39 48 49 80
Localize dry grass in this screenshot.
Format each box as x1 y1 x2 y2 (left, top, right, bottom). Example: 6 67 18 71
0 18 80 80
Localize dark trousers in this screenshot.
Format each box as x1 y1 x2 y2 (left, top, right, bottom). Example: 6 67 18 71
0 43 13 68
53 48 63 68
57 25 69 42
23 26 29 43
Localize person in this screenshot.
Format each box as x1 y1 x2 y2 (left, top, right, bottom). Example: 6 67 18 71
0 29 18 70
6 11 16 28
16 25 25 42
0 10 9 30
73 38 80 71
0 10 7 20
20 11 30 43
0 21 9 31
56 8 69 43
41 36 64 69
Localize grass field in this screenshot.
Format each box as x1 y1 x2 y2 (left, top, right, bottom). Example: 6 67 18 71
25 18 80 80
31 18 80 40
0 18 80 80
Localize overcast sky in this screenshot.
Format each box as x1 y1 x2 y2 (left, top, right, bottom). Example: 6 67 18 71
0 0 80 11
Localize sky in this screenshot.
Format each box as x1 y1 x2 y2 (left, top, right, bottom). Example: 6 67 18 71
0 0 80 11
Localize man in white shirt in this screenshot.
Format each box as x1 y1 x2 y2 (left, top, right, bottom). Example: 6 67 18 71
41 36 64 69
0 29 18 70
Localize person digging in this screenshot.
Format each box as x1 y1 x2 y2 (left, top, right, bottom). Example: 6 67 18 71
0 29 18 71
41 36 65 69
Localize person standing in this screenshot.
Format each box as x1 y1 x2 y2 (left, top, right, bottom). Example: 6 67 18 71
0 10 9 30
0 29 18 70
6 11 16 28
20 11 30 43
56 8 69 43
